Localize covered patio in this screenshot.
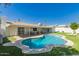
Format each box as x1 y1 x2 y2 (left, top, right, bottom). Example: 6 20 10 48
6 22 52 38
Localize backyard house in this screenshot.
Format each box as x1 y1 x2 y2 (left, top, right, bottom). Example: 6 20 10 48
1 16 79 38
0 16 53 37
6 22 53 37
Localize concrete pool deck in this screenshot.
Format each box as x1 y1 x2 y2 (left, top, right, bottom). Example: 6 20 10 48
3 34 74 54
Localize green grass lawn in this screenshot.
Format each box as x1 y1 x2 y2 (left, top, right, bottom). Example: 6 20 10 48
0 46 22 56
66 35 79 51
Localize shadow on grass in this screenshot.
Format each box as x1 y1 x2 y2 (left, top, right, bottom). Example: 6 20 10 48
0 46 79 56
0 46 22 56
24 47 79 56
3 37 11 43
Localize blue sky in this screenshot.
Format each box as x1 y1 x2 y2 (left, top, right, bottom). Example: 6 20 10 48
0 3 79 25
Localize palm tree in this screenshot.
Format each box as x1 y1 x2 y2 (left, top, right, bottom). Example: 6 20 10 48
70 22 79 35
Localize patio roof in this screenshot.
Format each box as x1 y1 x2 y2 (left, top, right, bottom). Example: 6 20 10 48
7 22 52 28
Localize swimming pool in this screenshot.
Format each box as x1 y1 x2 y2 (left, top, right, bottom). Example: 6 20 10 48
22 35 66 49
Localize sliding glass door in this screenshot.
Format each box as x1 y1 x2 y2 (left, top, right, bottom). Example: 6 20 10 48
18 27 25 35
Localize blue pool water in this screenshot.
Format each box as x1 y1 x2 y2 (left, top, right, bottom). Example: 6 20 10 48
22 35 66 49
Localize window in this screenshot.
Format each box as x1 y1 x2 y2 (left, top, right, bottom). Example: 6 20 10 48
33 28 37 31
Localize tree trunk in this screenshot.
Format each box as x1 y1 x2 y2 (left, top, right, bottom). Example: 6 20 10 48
73 30 77 40
73 30 76 35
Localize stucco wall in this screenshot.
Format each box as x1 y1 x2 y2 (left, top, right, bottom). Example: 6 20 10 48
6 26 18 36
55 27 79 33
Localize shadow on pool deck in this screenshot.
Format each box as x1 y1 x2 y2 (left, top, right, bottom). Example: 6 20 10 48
3 37 11 43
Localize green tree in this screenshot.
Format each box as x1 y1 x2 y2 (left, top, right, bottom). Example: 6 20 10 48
70 22 79 34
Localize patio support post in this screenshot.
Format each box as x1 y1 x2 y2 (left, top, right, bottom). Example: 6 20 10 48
29 27 30 37
39 28 41 35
